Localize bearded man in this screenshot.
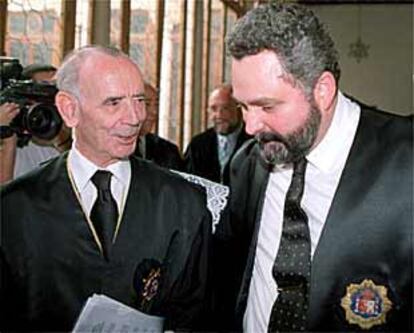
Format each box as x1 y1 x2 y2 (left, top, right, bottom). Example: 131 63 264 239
213 3 412 332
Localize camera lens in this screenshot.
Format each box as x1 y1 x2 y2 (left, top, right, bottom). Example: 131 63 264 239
25 103 62 140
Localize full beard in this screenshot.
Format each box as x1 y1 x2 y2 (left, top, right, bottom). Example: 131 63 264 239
256 103 321 168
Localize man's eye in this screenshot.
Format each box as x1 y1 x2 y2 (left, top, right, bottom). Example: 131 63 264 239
262 105 274 112
105 99 121 106
134 96 146 104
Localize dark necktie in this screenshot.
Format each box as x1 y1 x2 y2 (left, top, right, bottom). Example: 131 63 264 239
90 170 118 260
268 158 311 332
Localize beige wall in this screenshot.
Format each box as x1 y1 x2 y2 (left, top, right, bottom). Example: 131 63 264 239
312 4 413 115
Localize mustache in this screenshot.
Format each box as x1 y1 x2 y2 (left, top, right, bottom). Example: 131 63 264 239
256 132 291 150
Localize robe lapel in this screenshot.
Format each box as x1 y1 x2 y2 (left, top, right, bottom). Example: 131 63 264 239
308 108 392 327
44 153 103 258
235 146 271 323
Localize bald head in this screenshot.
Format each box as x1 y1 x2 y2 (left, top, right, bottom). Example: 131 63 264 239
56 45 138 100
208 84 242 135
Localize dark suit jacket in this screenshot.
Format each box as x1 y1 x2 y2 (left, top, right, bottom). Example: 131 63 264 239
134 133 183 171
184 126 251 184
0 154 212 331
214 105 413 331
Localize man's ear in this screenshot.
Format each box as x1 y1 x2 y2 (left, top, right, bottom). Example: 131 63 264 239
313 71 337 113
55 91 80 128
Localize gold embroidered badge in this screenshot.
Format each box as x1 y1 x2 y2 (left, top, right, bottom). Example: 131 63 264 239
141 267 161 306
341 279 392 330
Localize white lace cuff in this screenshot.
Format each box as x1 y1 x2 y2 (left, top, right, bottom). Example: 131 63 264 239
172 171 229 233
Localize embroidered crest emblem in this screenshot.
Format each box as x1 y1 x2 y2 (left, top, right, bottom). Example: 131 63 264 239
341 279 392 330
141 267 161 304
133 259 162 312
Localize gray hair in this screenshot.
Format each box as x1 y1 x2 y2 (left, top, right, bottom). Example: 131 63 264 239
56 45 131 99
227 3 340 96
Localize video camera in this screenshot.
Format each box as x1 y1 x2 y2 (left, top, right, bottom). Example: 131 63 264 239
0 57 62 145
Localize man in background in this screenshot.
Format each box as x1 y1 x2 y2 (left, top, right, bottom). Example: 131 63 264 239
134 82 183 170
184 84 251 184
1 46 212 331
22 63 57 81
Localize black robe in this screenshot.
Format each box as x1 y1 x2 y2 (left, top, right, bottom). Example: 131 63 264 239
134 133 184 171
184 126 251 184
213 104 413 331
1 154 212 331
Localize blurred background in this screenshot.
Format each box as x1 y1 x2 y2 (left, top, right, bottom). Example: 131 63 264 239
0 0 412 151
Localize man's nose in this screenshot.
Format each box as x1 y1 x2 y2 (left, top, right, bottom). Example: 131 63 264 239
243 108 264 135
125 99 146 125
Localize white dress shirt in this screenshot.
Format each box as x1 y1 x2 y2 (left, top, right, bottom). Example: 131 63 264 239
243 92 361 333
14 141 59 178
67 145 131 218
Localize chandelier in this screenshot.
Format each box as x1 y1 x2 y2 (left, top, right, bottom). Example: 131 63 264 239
348 5 370 63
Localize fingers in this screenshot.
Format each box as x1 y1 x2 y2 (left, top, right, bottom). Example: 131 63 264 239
0 103 20 126
1 102 19 112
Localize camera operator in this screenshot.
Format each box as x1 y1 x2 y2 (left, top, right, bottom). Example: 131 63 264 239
0 63 72 184
0 102 19 182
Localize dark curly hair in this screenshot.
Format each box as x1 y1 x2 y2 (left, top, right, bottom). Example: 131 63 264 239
227 3 340 96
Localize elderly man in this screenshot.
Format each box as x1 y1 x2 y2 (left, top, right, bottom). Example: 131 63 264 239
184 84 251 184
1 46 212 331
214 3 412 332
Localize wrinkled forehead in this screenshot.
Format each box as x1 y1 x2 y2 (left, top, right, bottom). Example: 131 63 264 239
231 51 287 102
79 54 144 97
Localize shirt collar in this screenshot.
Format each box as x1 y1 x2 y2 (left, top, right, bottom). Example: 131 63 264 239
217 123 243 144
68 145 131 193
306 91 361 173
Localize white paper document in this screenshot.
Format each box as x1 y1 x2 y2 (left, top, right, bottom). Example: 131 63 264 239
73 294 164 333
